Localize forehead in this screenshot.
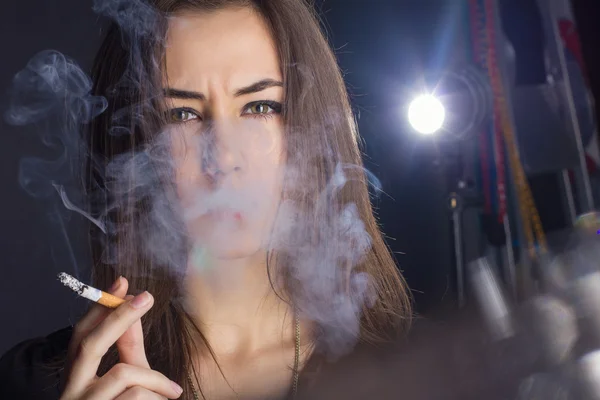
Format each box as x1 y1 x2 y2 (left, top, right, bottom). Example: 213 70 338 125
165 8 282 89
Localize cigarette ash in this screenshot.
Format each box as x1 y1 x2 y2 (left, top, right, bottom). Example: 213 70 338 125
58 272 87 295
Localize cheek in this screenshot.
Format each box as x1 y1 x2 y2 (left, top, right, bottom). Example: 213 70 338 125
241 117 284 158
248 124 286 198
168 128 204 204
249 127 284 172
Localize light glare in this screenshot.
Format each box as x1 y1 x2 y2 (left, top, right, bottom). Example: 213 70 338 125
408 94 446 135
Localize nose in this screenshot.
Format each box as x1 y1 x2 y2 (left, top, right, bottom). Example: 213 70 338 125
200 119 242 184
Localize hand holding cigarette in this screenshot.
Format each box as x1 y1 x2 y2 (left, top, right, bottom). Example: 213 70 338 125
57 274 184 400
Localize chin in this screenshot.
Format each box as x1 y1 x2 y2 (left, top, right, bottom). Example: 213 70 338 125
211 246 263 260
198 229 266 260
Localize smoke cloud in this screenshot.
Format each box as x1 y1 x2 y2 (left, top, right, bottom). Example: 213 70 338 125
92 0 159 38
5 0 384 358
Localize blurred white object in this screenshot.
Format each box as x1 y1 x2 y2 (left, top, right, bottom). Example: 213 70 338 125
469 257 515 341
579 350 600 399
524 295 578 367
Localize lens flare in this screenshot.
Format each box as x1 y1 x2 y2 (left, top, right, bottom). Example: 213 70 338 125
407 94 445 135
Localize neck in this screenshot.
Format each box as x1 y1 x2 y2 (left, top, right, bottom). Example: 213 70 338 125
183 250 295 357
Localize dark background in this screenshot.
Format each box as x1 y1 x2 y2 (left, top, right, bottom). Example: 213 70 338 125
1 0 599 356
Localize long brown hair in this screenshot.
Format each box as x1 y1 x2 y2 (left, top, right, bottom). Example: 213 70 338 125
85 0 411 397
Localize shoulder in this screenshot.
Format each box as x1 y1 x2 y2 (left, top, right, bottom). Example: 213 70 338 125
0 327 73 400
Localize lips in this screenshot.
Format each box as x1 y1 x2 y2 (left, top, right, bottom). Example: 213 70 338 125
209 208 243 222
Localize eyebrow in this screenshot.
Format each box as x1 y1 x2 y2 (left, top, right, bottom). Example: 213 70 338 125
164 78 283 100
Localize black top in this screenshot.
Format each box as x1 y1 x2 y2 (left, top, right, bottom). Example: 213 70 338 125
0 327 72 399
0 314 536 400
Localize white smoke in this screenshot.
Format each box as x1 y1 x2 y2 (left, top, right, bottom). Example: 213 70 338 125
5 0 385 358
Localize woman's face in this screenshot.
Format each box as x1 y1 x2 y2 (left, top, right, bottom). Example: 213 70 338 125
164 7 285 261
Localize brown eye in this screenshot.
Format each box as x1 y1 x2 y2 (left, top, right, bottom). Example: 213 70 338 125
169 108 199 123
243 101 282 117
249 103 271 114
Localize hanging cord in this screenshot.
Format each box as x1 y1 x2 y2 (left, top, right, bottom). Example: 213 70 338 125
469 0 494 214
482 0 548 257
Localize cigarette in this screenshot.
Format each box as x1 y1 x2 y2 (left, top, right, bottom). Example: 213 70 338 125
58 272 125 309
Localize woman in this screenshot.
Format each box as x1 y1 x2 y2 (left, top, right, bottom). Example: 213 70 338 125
0 0 411 399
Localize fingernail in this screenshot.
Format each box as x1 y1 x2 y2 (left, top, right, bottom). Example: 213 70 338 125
109 276 122 292
130 291 152 309
171 380 183 394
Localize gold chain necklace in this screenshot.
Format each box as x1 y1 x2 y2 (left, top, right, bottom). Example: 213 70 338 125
187 312 301 399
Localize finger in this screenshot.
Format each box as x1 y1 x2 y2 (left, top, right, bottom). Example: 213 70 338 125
84 363 182 400
68 291 154 393
116 295 151 368
69 277 129 357
62 277 129 391
114 386 168 400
